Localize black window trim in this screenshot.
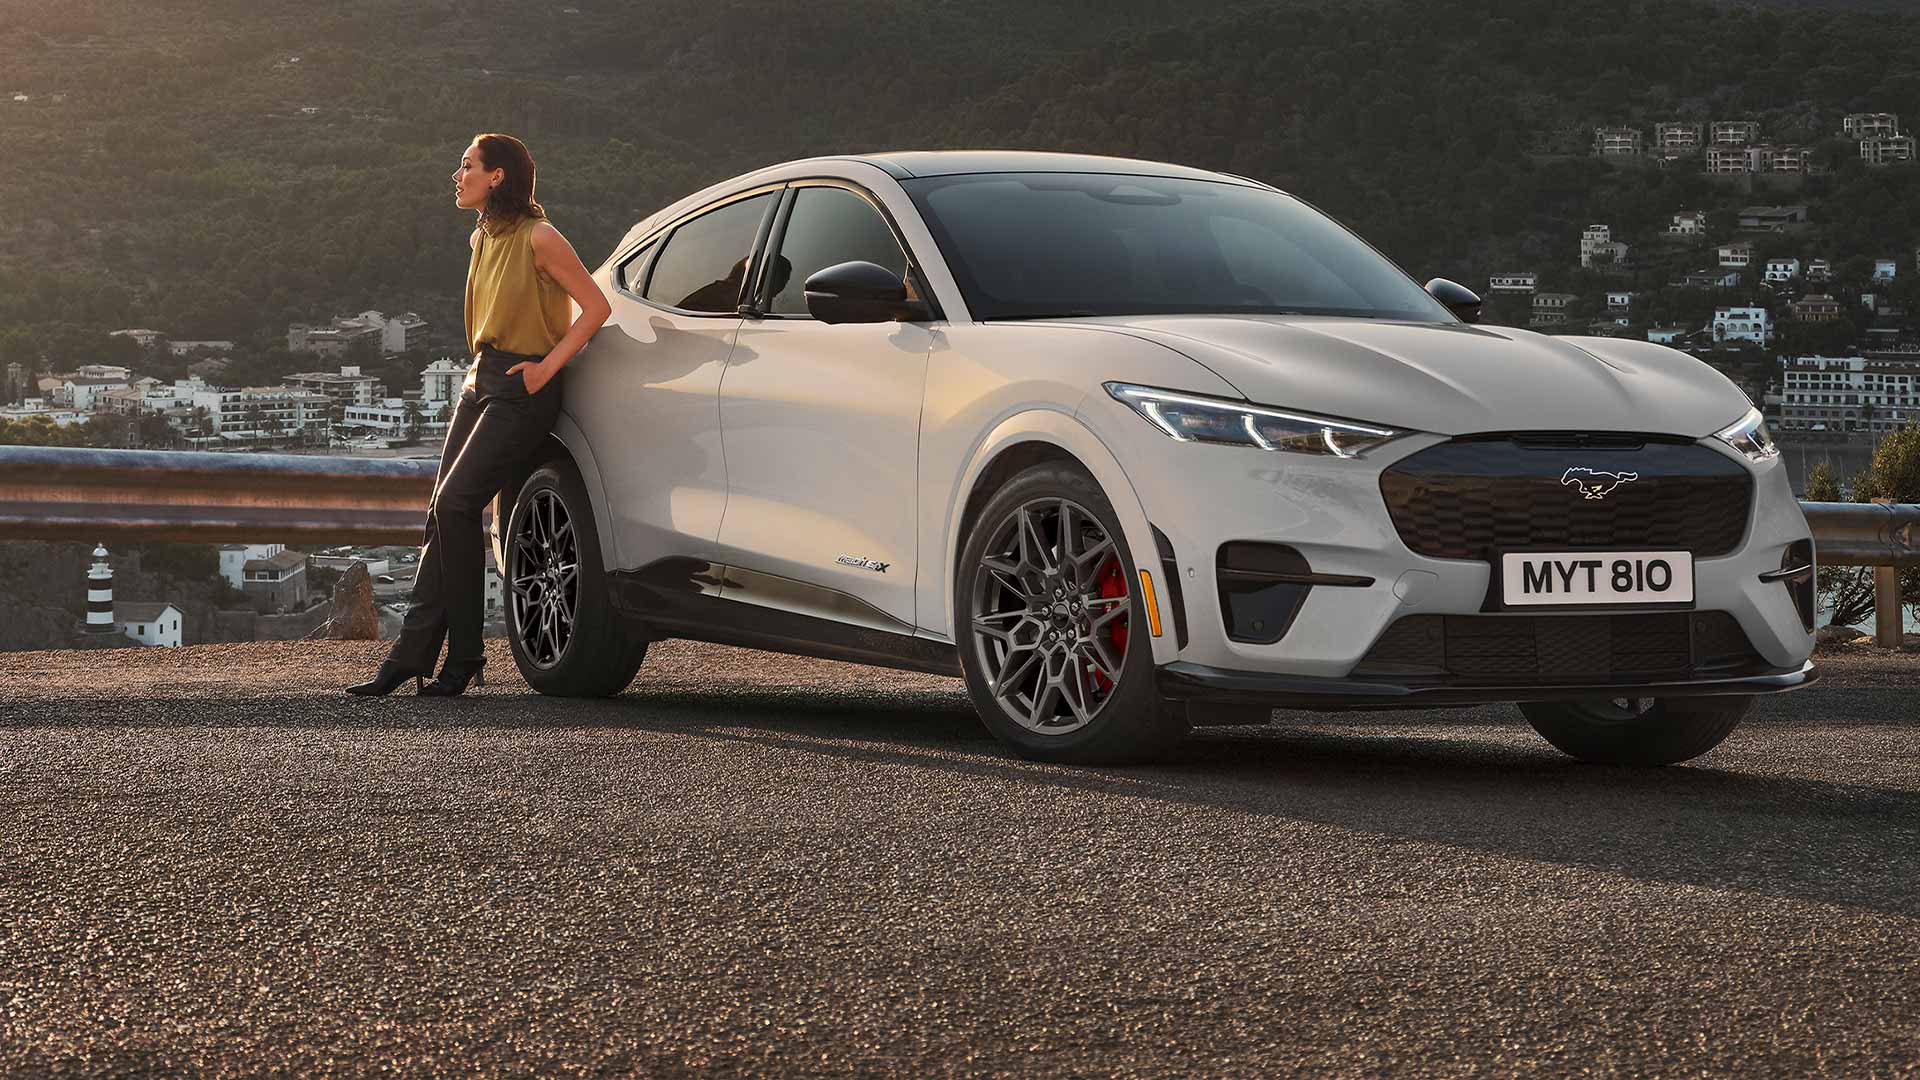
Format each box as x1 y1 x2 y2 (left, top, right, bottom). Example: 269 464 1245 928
613 182 786 318
746 177 943 323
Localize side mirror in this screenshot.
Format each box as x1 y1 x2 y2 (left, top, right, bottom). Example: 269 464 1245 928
804 261 930 325
1425 278 1483 324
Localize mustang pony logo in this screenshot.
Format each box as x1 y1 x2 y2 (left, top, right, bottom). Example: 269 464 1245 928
1561 467 1639 500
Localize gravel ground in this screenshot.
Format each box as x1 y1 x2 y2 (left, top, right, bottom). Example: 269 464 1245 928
0 640 1915 1078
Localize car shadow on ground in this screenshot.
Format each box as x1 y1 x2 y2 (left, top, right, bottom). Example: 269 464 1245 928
627 685 1920 921
9 680 1917 919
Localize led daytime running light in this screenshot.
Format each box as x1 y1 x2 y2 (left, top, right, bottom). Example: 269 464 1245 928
1105 382 1402 458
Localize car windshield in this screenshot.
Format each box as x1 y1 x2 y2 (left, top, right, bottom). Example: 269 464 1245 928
902 172 1454 322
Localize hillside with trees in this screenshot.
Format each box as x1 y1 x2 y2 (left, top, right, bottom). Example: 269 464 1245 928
0 0 1917 364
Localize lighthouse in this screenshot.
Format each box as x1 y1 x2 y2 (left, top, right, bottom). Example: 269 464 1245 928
84 543 116 634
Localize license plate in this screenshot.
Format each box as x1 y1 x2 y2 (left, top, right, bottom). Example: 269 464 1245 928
1501 551 1694 606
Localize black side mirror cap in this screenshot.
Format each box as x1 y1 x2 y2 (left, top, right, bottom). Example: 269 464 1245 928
803 261 931 325
1425 278 1483 324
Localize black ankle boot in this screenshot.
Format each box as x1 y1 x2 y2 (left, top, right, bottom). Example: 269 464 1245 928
345 660 429 696
419 657 487 697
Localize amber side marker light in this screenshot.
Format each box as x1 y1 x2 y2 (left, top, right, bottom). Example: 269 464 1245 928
1139 569 1164 638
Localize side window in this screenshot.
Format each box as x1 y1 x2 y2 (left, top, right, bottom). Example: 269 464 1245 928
768 187 909 316
644 193 774 313
615 240 655 295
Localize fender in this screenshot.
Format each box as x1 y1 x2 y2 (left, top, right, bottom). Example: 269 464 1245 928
930 405 1180 666
552 410 621 569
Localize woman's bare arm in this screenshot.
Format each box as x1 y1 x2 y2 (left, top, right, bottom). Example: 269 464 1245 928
512 221 613 393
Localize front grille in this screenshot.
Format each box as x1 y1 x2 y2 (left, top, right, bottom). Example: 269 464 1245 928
1380 436 1752 561
1353 611 1768 684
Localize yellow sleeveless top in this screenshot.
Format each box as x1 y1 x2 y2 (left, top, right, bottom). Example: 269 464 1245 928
464 215 572 356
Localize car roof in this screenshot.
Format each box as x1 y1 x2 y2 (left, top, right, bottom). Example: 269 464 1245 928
835 150 1274 188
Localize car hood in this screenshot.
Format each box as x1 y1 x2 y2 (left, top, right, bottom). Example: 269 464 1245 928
1047 316 1751 439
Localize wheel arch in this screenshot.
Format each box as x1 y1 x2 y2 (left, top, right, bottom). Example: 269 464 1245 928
489 413 619 574
936 409 1177 665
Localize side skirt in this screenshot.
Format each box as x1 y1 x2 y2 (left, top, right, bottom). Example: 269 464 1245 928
607 558 962 678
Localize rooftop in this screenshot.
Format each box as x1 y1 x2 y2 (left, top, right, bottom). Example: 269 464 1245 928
244 549 308 573
114 602 179 623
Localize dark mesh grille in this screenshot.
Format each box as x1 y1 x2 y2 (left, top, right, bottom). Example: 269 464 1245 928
1353 611 1768 684
1380 437 1752 561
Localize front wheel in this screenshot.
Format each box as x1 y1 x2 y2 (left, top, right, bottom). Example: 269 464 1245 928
1519 695 1753 765
505 460 648 697
955 462 1185 764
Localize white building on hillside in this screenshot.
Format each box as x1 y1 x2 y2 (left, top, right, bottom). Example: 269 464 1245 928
1579 224 1629 269
190 386 330 441
115 602 183 648
420 358 465 405
220 544 285 590
1668 210 1709 236
360 310 429 355
0 401 86 426
1777 354 1920 434
340 398 449 441
1763 258 1800 284
286 366 380 409
58 375 130 410
1713 306 1774 346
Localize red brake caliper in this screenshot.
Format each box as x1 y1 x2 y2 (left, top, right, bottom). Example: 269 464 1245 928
1087 557 1128 693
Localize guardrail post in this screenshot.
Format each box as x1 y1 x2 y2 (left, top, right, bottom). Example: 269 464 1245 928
1872 498 1904 649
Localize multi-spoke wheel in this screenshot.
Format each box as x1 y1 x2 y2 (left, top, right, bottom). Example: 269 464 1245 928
956 460 1186 763
971 497 1131 734
506 459 649 698
1519 695 1753 765
510 488 578 669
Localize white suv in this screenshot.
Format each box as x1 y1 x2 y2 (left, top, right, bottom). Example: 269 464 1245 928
494 151 1816 765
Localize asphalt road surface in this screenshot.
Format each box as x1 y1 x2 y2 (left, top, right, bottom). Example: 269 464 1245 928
1 640 1916 1078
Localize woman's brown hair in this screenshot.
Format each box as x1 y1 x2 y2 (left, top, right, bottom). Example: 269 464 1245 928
473 132 547 233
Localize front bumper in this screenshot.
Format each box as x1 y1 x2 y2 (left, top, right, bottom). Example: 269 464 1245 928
1160 658 1818 711
1087 405 1818 682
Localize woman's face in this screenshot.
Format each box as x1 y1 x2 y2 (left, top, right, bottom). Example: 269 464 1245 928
451 143 502 210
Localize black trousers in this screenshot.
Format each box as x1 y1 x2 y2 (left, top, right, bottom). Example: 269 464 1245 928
387 345 563 671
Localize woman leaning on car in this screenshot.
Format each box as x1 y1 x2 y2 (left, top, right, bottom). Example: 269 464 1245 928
346 132 611 698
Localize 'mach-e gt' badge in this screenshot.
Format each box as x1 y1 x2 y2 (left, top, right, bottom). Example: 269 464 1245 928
837 555 891 573
1561 467 1640 500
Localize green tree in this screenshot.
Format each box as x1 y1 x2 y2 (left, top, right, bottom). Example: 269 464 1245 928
1851 422 1920 624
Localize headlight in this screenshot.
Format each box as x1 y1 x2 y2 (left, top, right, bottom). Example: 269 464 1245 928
1714 406 1778 463
1105 382 1406 458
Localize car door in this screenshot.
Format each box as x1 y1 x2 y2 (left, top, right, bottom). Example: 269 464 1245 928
716 180 938 632
575 188 778 571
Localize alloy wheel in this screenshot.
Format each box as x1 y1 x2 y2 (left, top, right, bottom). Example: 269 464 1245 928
970 497 1131 735
510 488 578 669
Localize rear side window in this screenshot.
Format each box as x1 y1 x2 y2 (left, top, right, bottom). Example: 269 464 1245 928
767 187 909 316
644 193 774 313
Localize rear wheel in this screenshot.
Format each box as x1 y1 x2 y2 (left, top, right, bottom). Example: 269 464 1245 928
956 462 1185 764
506 461 648 697
1519 695 1753 765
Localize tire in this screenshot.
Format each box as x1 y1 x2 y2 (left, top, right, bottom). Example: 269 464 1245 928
955 461 1185 764
1519 694 1753 766
505 460 649 697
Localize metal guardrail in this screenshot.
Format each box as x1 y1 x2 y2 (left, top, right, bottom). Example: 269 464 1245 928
0 445 442 546
1 445 1916 644
1796 501 1920 568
